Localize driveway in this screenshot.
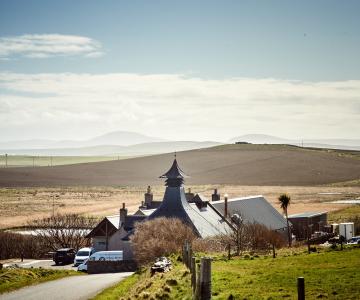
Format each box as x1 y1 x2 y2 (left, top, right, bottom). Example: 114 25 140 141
2 259 77 271
0 272 133 300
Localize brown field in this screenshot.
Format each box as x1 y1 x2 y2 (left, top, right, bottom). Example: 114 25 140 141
1 184 359 229
0 145 359 187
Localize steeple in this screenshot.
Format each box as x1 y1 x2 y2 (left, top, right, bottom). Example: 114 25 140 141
159 158 188 187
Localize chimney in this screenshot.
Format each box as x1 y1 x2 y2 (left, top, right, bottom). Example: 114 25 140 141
120 202 127 225
224 194 228 218
144 185 153 208
212 188 220 201
185 187 195 202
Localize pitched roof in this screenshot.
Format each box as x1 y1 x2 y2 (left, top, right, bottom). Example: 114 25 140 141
148 186 231 238
288 211 327 218
123 215 147 230
211 195 288 230
160 159 188 179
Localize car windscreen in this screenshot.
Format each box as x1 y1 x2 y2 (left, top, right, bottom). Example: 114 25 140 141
77 251 90 256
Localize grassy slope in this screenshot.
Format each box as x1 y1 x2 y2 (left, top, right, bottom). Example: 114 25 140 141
211 247 360 300
94 248 360 300
93 258 192 300
1 144 360 187
0 268 80 294
328 205 360 223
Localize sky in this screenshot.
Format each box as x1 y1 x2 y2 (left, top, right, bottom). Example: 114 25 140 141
0 0 359 142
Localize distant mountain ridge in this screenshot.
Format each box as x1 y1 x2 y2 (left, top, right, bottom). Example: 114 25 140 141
0 131 167 150
229 134 360 150
1 141 222 156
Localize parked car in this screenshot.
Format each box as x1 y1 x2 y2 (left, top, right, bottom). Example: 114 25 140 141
77 250 123 272
347 236 360 245
150 257 172 275
53 248 76 265
74 247 94 266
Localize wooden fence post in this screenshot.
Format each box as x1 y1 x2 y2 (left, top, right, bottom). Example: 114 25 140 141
195 263 201 300
200 257 212 300
191 257 196 292
188 243 193 269
297 277 305 300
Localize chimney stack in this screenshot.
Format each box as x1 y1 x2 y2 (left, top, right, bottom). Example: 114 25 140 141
224 194 228 218
120 202 128 226
144 185 153 208
185 187 195 202
212 188 220 201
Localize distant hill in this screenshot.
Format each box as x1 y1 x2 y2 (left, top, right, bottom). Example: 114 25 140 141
1 141 221 156
229 134 360 150
0 130 166 150
1 144 359 187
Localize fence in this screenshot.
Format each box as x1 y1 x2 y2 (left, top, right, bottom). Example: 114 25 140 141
182 240 307 300
182 240 211 300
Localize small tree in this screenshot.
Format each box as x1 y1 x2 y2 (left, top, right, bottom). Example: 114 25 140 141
131 217 196 265
278 193 292 247
28 213 97 251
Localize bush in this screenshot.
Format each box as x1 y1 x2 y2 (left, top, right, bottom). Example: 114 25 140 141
131 218 196 265
0 231 49 260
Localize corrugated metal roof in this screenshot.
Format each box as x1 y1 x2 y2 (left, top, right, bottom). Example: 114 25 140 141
212 196 288 230
288 211 327 218
187 203 231 237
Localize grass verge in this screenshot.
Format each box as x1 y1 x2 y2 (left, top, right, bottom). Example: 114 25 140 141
0 268 80 294
92 258 192 300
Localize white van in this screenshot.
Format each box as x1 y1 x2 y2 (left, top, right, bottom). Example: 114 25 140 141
74 247 94 266
77 250 123 272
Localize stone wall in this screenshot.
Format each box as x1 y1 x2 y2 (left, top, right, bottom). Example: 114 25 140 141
87 260 137 274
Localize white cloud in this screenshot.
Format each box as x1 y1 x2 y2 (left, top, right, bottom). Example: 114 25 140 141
0 34 103 59
0 72 359 141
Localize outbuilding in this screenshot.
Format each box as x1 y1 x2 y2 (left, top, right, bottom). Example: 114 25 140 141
288 211 328 240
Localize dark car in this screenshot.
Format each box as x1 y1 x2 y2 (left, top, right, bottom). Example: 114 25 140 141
53 248 76 265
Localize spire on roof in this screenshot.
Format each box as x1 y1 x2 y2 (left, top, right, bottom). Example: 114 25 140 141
160 158 188 187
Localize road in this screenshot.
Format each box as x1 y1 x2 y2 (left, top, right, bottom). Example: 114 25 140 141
0 272 133 300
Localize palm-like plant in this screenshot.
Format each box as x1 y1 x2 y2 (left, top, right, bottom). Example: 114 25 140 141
278 193 292 247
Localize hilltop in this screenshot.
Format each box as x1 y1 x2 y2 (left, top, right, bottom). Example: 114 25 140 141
0 144 359 187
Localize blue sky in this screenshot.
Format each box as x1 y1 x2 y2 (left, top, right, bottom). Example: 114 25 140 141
0 0 359 141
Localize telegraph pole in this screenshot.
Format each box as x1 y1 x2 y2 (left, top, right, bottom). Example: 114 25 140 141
5 154 8 168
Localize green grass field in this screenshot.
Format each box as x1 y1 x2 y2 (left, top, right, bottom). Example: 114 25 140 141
0 268 80 294
93 247 360 300
0 155 131 167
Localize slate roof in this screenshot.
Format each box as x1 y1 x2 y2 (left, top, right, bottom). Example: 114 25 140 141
211 196 288 230
123 215 147 231
148 159 232 237
160 159 188 179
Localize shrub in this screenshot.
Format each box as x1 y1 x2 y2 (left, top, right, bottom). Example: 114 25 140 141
0 231 49 259
131 217 196 265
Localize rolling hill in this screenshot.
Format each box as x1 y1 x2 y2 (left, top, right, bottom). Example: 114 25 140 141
0 144 359 187
229 134 360 150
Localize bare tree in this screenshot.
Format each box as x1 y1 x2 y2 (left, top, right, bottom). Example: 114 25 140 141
27 213 97 251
